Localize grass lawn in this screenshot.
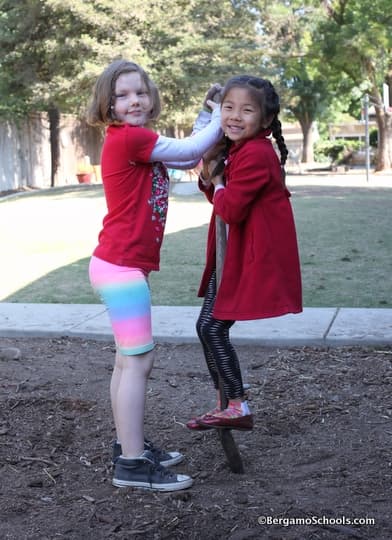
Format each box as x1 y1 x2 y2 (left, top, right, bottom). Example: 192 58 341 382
1 182 391 307
290 185 392 307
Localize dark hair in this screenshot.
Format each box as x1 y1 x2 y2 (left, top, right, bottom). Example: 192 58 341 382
87 59 161 126
221 75 288 166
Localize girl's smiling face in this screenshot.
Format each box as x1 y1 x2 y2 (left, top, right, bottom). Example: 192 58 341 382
113 71 152 126
221 87 263 143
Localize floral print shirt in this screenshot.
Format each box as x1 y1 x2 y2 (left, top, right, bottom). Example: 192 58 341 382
149 162 170 244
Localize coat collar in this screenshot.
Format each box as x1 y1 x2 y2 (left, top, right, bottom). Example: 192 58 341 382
228 129 272 156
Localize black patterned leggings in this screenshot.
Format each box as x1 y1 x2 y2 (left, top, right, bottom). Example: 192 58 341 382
196 271 244 400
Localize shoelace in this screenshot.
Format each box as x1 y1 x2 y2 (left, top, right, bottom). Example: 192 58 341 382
147 462 176 486
145 440 168 461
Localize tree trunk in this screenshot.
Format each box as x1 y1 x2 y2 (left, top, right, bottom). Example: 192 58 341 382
298 119 314 163
48 106 60 187
375 114 392 171
371 89 392 171
386 66 392 109
164 125 176 137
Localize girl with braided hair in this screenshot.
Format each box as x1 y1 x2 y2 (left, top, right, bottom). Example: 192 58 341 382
187 75 302 431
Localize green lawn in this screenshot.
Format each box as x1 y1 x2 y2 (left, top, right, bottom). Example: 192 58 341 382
1 183 391 307
290 186 392 307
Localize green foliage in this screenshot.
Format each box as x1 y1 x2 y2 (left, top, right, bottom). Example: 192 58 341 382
316 0 392 169
0 0 148 116
314 139 363 165
252 1 359 163
0 0 259 124
137 0 261 127
0 0 390 168
317 0 392 89
369 128 378 148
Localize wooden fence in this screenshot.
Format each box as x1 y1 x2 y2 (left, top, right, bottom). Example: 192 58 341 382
2 117 336 192
0 113 103 192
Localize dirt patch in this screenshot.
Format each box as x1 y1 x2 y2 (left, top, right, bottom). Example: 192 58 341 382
0 337 391 539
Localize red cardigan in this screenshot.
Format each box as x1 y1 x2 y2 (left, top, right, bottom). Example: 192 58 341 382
198 131 302 321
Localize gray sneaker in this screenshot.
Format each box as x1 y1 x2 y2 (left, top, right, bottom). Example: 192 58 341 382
112 439 184 467
112 450 193 491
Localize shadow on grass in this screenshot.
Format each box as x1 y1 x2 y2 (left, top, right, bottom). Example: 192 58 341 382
4 257 96 304
3 185 392 308
4 224 209 306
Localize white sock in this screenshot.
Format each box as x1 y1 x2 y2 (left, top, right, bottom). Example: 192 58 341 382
120 451 144 460
241 400 251 415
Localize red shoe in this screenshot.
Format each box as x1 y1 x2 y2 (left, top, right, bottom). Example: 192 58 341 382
186 417 213 430
197 413 254 431
186 408 220 431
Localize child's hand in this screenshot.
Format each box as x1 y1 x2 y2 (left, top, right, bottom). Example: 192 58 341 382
205 99 220 111
211 174 224 187
203 83 222 111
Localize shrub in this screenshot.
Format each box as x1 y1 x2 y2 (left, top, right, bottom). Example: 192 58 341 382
369 128 378 148
314 139 363 165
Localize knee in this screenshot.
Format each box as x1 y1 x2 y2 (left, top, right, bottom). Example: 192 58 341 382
196 317 204 338
198 319 224 344
196 316 212 342
116 350 154 377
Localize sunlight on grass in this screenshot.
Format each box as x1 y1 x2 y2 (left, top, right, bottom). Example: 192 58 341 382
2 184 391 307
1 186 212 302
0 187 106 298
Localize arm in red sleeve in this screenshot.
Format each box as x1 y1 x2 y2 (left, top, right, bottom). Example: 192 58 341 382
213 146 270 224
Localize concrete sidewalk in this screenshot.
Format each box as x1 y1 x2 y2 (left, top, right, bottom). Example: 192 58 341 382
0 303 391 347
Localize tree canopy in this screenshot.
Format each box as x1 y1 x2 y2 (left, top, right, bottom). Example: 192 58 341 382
318 0 392 169
0 0 391 169
0 0 260 126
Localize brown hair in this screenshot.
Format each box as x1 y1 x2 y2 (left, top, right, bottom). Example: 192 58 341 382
87 59 161 126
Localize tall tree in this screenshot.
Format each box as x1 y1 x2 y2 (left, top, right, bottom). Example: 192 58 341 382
255 0 352 163
0 0 261 167
133 0 261 131
0 0 261 122
0 0 147 183
319 0 392 170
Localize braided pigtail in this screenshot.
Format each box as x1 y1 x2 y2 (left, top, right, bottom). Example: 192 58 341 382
270 117 288 166
200 135 231 187
210 136 231 180
270 117 288 186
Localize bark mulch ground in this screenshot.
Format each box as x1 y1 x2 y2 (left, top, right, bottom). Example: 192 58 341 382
1 337 391 539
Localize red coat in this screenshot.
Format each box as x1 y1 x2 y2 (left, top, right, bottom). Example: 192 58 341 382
198 130 302 321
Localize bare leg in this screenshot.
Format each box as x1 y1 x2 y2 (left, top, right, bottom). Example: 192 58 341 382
110 352 122 437
110 349 154 458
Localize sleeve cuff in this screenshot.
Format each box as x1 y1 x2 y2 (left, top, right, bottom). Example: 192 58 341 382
192 110 212 134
